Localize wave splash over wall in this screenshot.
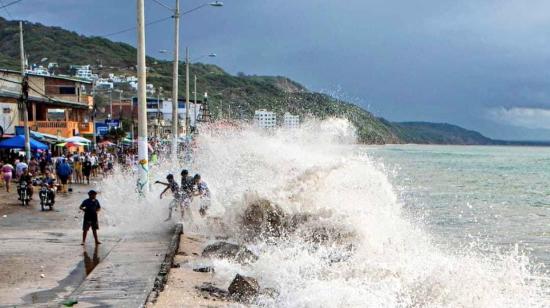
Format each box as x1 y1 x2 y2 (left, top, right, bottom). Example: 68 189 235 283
106 118 549 307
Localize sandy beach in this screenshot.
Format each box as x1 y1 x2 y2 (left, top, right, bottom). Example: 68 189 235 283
151 233 235 307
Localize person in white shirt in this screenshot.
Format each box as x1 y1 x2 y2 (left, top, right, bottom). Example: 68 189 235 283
16 159 29 179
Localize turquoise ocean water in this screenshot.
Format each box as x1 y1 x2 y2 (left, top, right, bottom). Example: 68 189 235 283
370 145 550 267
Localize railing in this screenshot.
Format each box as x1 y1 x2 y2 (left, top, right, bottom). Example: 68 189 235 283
34 121 68 128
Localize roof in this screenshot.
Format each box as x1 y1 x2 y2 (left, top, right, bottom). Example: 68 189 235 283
0 89 90 109
0 68 93 84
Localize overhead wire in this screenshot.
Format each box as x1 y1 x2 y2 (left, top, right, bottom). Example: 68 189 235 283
0 0 14 19
0 0 22 10
101 16 173 38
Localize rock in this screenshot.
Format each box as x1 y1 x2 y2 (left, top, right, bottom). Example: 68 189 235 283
196 282 228 299
40 274 45 278
243 198 285 238
193 266 214 273
202 242 258 264
228 274 260 302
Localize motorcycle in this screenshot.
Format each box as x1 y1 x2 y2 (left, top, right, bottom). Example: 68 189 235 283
39 183 55 211
18 181 31 206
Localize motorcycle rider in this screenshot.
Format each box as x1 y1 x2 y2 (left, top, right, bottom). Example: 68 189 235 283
40 170 56 204
18 168 33 200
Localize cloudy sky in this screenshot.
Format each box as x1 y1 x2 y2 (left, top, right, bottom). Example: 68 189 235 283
2 0 550 140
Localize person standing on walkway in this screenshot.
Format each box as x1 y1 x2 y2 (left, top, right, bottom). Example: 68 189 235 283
82 157 92 185
80 190 101 245
57 158 72 193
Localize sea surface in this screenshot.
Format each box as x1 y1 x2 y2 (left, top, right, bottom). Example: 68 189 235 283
101 122 550 306
369 145 550 267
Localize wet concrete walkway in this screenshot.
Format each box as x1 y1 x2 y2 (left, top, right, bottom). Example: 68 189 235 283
0 184 174 307
68 232 171 307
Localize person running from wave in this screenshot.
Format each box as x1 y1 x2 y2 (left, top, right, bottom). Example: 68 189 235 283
180 169 194 210
155 174 184 221
192 174 211 216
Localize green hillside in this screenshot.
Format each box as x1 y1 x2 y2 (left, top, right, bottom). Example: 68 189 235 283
388 121 496 145
0 17 400 144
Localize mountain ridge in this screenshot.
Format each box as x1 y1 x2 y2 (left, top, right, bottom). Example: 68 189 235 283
0 17 532 146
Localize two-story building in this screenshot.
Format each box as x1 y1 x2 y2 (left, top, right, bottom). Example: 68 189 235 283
0 69 94 138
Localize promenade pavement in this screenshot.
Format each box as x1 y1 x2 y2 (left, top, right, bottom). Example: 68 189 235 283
0 180 173 307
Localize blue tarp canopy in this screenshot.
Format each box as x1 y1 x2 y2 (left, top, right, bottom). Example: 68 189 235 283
0 135 49 150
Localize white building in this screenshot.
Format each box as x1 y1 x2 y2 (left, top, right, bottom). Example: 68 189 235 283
26 65 50 76
160 99 201 127
254 109 277 129
95 78 114 89
74 65 93 80
283 112 300 129
126 76 138 83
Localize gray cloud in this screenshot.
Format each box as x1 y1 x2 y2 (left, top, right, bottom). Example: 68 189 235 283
3 0 550 140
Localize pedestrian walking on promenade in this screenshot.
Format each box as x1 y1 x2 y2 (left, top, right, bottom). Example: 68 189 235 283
80 190 101 245
1 161 14 192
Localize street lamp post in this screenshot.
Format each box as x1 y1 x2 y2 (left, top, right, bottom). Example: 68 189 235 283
136 0 149 193
171 0 180 160
153 0 222 157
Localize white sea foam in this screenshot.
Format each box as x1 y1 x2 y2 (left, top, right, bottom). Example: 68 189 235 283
99 118 549 307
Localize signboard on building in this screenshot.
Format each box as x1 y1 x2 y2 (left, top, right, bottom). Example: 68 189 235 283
15 126 25 136
105 119 120 128
95 123 109 136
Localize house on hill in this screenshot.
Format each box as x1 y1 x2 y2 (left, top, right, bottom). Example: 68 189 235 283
0 69 94 138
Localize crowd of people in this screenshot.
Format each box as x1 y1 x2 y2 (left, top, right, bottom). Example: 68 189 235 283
0 148 122 202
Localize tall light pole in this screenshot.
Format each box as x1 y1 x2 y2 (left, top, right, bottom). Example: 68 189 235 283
185 47 190 138
171 0 180 159
136 0 149 193
193 74 197 130
153 0 223 152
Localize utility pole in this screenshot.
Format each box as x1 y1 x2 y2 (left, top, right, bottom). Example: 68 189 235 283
19 21 30 162
185 47 190 138
109 90 113 119
193 74 197 131
136 0 149 193
171 0 180 159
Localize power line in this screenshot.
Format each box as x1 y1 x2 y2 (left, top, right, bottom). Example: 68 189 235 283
0 0 14 19
101 16 172 38
149 0 173 11
0 0 22 10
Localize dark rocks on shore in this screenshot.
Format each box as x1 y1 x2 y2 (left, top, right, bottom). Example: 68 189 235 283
243 198 286 239
193 266 214 273
196 282 228 299
202 241 258 264
228 274 260 302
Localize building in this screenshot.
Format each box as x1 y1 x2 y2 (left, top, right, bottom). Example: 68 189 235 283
71 65 93 81
283 112 300 129
95 78 114 90
254 109 277 129
130 97 203 137
0 69 94 138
